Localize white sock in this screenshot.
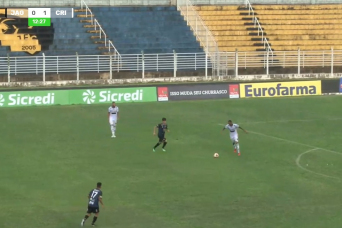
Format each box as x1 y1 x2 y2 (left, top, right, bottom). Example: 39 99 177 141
233 143 237 149
236 144 240 153
111 125 115 135
113 126 116 135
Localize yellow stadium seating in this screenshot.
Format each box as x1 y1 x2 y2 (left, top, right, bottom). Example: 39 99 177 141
268 35 342 40
252 4 342 10
256 5 342 51
215 36 255 41
263 24 342 30
265 30 342 35
218 41 258 46
207 25 249 30
267 40 342 46
256 10 341 15
256 15 342 20
256 19 342 25
220 46 264 52
196 4 342 52
274 45 342 51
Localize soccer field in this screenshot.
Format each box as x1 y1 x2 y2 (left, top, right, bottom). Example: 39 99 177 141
1 96 342 228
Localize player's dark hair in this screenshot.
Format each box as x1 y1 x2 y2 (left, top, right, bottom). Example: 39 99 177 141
112 102 115 104
162 118 166 121
97 182 102 188
228 120 232 122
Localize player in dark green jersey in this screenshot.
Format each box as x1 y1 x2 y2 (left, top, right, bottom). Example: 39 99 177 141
81 182 104 227
153 117 169 152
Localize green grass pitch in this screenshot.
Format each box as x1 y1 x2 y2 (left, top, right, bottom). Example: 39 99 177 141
1 96 342 228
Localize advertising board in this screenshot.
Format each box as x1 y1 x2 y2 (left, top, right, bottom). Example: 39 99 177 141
69 87 157 105
0 87 157 107
340 78 342 93
157 87 169 101
159 84 230 101
0 90 69 107
239 81 321 98
229 84 239 98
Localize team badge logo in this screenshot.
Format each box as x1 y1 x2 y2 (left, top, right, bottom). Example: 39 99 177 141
0 11 54 55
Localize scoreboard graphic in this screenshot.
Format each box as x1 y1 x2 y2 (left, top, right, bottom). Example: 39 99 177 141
0 8 71 54
1 8 74 26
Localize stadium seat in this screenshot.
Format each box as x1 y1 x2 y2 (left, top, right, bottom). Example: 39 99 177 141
252 4 342 10
196 4 342 53
195 5 267 52
253 5 342 51
87 6 204 55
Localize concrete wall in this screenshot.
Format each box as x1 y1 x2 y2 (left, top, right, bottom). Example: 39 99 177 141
1 0 341 7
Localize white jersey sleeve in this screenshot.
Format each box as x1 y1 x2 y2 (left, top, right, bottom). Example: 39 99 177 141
224 124 229 129
234 124 239 128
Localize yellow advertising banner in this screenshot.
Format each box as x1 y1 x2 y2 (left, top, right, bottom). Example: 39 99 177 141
240 81 321 98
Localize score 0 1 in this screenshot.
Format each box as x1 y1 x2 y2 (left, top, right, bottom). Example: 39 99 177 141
28 8 51 18
28 8 51 26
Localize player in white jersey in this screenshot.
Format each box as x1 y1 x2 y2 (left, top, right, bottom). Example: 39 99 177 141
222 120 247 156
108 102 119 138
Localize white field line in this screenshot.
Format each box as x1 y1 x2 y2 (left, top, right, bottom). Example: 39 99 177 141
295 148 340 180
236 117 342 125
247 130 342 156
218 123 342 180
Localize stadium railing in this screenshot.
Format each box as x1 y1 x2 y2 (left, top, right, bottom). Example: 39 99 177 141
80 0 121 61
177 0 220 76
0 49 341 82
0 52 210 82
245 0 274 60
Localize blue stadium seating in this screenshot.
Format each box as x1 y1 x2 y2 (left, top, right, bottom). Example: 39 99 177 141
0 6 204 57
45 18 100 56
90 6 204 54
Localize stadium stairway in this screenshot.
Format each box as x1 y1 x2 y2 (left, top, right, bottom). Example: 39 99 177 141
195 5 278 68
195 5 274 53
250 4 342 51
75 6 204 55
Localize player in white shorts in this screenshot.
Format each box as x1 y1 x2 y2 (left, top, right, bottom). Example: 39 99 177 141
108 102 119 138
222 120 247 156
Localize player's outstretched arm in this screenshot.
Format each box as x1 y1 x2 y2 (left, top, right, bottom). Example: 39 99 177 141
239 126 248 133
221 127 226 134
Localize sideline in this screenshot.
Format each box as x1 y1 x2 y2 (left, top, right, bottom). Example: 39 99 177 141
220 117 342 125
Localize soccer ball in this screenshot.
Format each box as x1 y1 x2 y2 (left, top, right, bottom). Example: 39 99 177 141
214 153 219 158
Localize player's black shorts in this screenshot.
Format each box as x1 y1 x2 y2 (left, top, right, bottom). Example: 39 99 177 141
87 206 100 214
158 135 166 142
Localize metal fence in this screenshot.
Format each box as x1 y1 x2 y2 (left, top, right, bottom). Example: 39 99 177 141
1 50 342 82
0 52 210 81
216 49 342 75
1 0 342 6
